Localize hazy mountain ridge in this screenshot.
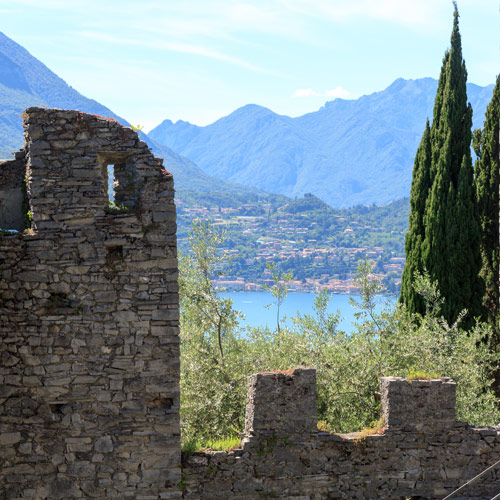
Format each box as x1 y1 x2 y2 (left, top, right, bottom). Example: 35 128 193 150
0 31 130 156
0 31 269 198
150 77 494 208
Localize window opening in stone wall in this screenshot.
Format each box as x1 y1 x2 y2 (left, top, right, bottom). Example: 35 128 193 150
100 154 140 215
107 164 116 205
0 158 28 233
105 161 130 214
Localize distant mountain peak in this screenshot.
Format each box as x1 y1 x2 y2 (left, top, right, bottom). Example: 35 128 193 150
149 76 494 208
225 103 276 120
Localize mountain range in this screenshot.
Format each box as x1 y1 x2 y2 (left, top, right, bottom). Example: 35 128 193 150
149 78 494 207
0 31 260 199
0 31 494 209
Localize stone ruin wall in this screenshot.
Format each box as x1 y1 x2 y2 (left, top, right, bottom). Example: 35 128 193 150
0 108 181 499
183 368 500 500
2 109 500 500
0 151 26 231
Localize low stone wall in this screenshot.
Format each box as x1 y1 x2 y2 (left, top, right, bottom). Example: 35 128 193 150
0 108 181 499
183 368 500 500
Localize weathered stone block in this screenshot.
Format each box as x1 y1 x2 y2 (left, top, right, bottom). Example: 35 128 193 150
244 367 317 437
0 432 21 444
381 376 456 431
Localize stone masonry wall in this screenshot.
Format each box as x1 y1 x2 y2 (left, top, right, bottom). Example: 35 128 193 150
0 108 181 499
0 151 26 231
183 368 500 500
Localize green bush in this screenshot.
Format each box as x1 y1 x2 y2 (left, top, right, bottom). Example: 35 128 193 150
179 224 500 446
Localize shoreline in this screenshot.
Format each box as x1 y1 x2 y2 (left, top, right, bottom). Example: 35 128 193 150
219 289 399 298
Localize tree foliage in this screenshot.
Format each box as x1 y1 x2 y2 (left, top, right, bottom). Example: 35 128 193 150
179 223 500 447
400 120 431 313
400 4 484 326
179 221 244 443
264 261 293 332
474 74 500 326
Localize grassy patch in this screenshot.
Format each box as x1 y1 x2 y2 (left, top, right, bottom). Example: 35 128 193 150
405 368 441 380
317 420 334 433
354 417 386 443
182 436 241 453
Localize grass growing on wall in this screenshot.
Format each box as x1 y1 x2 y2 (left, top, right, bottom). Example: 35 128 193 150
182 436 241 453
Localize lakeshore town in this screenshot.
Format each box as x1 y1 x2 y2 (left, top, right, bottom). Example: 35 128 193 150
176 196 406 294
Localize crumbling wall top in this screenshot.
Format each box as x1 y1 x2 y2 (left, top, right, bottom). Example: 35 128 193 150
242 368 457 438
0 108 180 499
22 107 173 231
184 370 499 500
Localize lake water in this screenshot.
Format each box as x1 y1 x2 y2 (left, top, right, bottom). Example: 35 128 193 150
221 291 396 333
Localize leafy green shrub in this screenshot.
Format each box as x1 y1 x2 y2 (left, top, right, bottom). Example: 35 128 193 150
179 224 500 446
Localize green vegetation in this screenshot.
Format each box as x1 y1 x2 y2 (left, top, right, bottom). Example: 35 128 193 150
474 74 500 326
182 436 241 453
354 417 386 443
405 368 441 380
179 221 243 444
400 120 431 314
179 222 500 448
264 262 292 332
401 5 484 326
105 202 132 215
177 191 409 293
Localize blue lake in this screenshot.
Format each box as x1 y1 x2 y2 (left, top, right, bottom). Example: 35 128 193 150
221 291 396 333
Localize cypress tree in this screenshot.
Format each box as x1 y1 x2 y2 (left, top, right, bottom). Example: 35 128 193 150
399 120 431 314
400 3 484 325
474 74 500 325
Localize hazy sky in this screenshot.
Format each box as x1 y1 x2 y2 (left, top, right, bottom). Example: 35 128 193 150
1 0 498 130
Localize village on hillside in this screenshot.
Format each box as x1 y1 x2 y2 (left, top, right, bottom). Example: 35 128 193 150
177 196 406 294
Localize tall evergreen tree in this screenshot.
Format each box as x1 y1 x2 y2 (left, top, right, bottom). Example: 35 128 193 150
474 74 500 325
400 3 484 325
399 120 431 314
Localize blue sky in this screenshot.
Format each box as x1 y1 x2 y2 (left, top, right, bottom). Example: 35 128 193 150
1 0 498 130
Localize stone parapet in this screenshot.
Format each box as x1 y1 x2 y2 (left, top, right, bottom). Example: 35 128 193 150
381 375 456 431
183 370 500 500
244 367 317 437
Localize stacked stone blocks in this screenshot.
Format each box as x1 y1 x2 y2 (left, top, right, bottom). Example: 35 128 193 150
2 109 500 500
183 369 500 500
0 108 180 499
244 367 317 438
